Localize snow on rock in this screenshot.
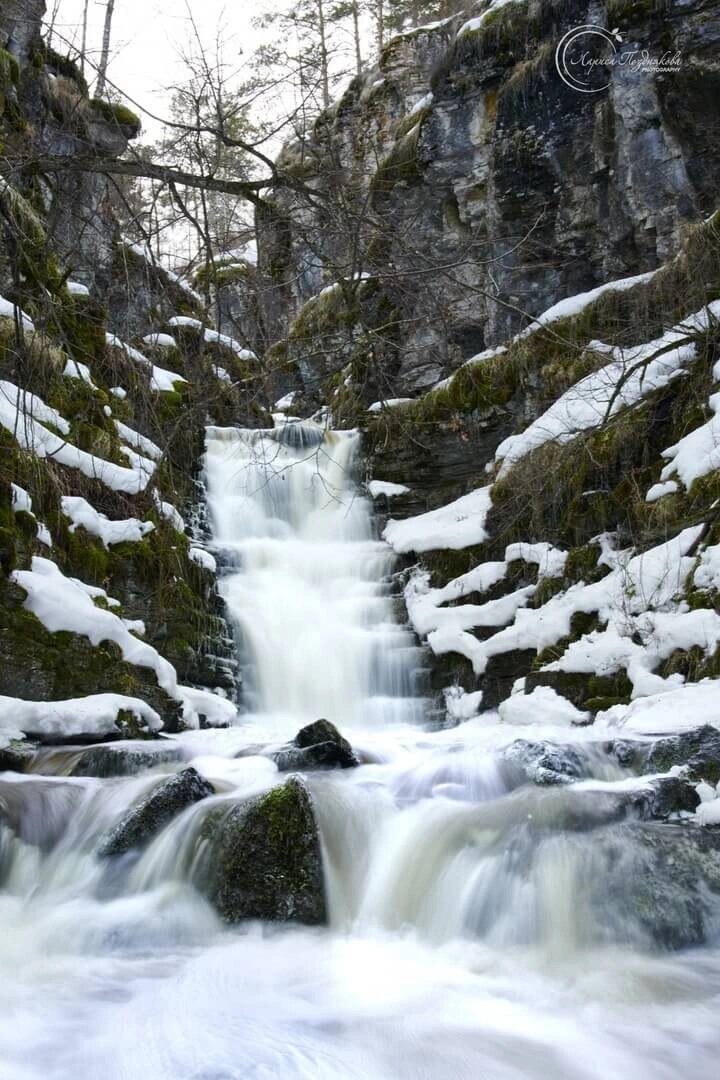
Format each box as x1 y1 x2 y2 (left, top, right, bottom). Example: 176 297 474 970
0 692 162 740
203 327 256 360
505 542 567 578
444 686 484 722
0 381 152 493
432 346 507 392
275 391 297 410
1 379 70 434
427 527 704 686
143 333 177 348
660 391 720 490
61 496 155 547
384 486 493 553
598 680 720 736
35 522 52 548
11 483 32 513
646 479 678 503
188 546 216 572
11 557 178 695
0 294 34 330
168 316 202 330
694 545 720 592
179 685 236 729
66 281 90 297
152 491 186 533
63 358 95 385
106 333 186 393
367 398 414 413
114 420 162 461
498 685 591 726
458 0 526 36
367 480 410 498
110 386 127 400
517 271 658 338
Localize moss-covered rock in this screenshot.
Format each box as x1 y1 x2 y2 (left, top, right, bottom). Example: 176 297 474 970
199 777 326 925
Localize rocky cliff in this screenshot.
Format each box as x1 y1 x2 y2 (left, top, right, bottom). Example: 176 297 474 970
237 0 720 398
232 0 720 729
0 0 271 746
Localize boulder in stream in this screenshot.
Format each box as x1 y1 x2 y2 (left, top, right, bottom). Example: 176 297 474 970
271 719 359 772
644 725 720 784
501 739 590 786
199 776 326 925
69 741 184 778
98 766 214 857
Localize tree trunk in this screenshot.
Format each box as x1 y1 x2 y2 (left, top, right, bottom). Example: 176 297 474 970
96 0 116 98
352 2 362 76
80 0 90 77
375 0 384 58
316 0 331 110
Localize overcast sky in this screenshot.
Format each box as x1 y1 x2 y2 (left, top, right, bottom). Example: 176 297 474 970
51 1 261 135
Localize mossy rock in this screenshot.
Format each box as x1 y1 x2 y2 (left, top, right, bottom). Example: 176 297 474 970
198 777 326 925
89 98 141 136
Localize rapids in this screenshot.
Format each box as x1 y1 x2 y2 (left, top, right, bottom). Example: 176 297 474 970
1 420 720 1080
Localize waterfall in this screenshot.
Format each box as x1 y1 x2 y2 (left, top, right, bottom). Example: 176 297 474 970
203 421 427 732
2 419 720 1079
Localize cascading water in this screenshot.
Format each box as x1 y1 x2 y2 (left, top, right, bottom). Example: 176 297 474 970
203 421 427 731
2 419 720 1080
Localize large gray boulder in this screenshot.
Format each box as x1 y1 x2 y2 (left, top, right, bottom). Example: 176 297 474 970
198 776 326 925
98 767 214 857
271 719 358 772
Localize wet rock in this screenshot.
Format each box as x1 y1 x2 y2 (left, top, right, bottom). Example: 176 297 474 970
199 776 326 925
68 741 184 778
644 726 720 784
598 823 720 950
0 739 37 773
98 767 214 857
501 740 590 786
271 719 358 772
626 777 701 820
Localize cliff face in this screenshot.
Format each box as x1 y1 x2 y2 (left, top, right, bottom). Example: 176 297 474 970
251 0 720 396
241 0 720 726
0 2 270 743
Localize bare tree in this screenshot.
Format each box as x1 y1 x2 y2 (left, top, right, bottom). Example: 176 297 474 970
96 0 116 98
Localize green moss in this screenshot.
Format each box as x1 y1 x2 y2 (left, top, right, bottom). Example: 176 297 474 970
89 99 141 135
0 48 19 115
41 46 88 91
193 258 253 291
370 120 424 195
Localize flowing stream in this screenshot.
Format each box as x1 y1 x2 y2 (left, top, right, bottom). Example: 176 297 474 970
2 420 720 1079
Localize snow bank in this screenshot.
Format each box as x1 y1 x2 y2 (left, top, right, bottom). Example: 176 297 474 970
367 398 414 413
61 496 155 547
0 381 152 493
179 685 236 729
11 558 178 695
63 359 95 385
143 333 177 348
189 546 216 572
0 692 162 741
368 480 410 498
598 680 720 736
152 491 185 533
498 685 590 727
384 486 493 553
67 281 90 297
114 420 162 462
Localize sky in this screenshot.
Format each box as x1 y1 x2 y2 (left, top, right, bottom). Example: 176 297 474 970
50 1 262 137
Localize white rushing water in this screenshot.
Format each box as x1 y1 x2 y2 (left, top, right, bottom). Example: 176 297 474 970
2 420 720 1079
